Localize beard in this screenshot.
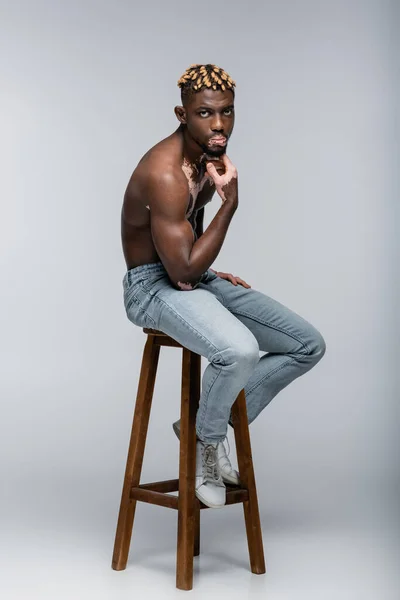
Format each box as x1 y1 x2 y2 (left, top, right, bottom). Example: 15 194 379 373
203 144 227 158
192 133 228 158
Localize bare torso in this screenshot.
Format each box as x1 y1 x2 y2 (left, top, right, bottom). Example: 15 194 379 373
121 128 215 270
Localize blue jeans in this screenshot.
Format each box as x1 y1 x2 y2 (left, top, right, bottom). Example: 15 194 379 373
122 261 326 444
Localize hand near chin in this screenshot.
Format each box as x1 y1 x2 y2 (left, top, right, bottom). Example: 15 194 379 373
210 157 227 174
205 154 238 206
204 156 226 177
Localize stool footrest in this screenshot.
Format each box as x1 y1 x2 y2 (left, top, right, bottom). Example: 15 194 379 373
130 479 249 510
137 478 179 493
130 486 179 509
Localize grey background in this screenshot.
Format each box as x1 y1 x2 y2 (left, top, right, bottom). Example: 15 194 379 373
1 0 399 598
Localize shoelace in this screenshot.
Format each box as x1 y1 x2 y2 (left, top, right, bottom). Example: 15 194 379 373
202 444 223 486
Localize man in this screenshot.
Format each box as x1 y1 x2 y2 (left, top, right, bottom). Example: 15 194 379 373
121 63 326 509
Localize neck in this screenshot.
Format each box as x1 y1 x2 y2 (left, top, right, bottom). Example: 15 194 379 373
176 125 210 176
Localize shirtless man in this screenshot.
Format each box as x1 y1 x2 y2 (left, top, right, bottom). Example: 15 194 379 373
121 64 326 509
121 69 239 291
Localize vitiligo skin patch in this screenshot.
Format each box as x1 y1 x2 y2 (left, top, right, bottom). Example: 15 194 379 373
145 158 211 218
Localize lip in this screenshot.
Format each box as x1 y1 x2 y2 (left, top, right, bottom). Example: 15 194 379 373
209 136 227 144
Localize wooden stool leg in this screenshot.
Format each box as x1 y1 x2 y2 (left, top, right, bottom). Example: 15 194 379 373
176 349 200 590
231 389 266 575
194 499 200 557
112 335 160 571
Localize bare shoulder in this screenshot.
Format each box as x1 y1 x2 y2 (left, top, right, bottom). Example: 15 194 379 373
125 133 188 208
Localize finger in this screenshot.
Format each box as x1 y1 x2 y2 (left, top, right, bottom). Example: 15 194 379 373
221 154 235 173
206 162 221 180
228 275 238 286
236 278 251 288
208 158 225 170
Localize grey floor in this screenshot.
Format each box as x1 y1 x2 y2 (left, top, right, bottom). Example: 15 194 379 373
3 472 399 600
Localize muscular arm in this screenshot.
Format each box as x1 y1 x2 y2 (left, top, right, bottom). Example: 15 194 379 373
194 207 218 274
194 207 204 239
148 170 236 290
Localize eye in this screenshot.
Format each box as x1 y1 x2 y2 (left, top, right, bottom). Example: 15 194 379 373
224 108 233 115
199 110 210 117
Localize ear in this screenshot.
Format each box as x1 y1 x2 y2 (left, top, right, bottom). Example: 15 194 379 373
174 105 187 125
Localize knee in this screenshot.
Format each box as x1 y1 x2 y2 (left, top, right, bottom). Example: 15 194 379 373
309 331 327 361
215 335 260 370
229 337 260 369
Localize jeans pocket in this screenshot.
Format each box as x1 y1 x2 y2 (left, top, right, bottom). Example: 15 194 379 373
140 271 171 296
124 288 157 329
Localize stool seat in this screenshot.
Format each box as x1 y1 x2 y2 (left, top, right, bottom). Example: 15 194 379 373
111 326 266 590
143 327 167 335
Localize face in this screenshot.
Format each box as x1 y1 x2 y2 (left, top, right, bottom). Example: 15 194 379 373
179 88 235 158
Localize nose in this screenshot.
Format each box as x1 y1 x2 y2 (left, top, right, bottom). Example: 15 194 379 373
211 115 224 133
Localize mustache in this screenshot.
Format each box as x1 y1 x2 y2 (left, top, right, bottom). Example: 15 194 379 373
191 134 228 157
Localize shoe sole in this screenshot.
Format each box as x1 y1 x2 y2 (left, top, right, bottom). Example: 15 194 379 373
172 421 240 487
173 421 180 439
195 488 225 509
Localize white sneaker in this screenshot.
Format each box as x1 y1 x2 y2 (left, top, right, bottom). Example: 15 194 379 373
172 419 240 487
216 437 241 485
195 439 226 508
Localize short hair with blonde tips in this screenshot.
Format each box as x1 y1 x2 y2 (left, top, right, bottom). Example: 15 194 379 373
177 63 236 103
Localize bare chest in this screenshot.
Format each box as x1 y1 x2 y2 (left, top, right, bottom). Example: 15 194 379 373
180 160 210 218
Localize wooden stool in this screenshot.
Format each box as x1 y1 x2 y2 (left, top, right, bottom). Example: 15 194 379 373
111 327 266 590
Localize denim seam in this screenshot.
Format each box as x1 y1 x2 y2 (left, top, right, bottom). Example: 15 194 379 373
126 298 157 329
227 308 311 355
125 292 144 312
209 281 228 306
125 293 139 311
245 356 297 397
215 287 228 306
196 363 224 437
